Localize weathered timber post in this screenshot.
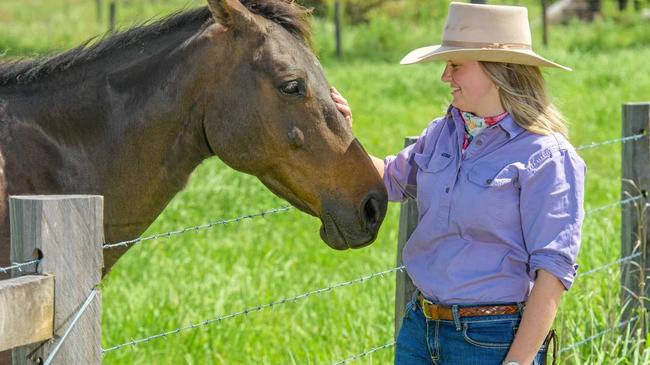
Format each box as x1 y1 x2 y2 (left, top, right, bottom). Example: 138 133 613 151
10 196 103 365
395 137 418 338
334 0 342 59
109 1 116 33
541 0 548 46
621 103 650 338
95 0 103 22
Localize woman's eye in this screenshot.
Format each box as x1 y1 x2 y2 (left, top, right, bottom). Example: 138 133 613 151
280 80 303 96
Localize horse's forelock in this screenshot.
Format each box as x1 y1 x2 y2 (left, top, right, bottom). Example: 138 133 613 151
241 0 313 45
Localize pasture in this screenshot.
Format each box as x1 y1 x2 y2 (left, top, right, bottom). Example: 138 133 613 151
1 0 650 364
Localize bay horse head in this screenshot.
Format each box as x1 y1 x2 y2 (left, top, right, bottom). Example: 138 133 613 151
200 0 387 249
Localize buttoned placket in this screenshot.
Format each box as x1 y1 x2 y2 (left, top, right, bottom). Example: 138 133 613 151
436 118 507 227
436 117 465 225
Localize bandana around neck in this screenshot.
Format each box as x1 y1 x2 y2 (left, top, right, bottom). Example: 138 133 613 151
460 110 509 150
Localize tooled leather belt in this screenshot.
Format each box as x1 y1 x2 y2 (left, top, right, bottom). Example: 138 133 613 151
417 293 522 320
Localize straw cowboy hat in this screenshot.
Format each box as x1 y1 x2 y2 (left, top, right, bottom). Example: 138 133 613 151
401 2 571 71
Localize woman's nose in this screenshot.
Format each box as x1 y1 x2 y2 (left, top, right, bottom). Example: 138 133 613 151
440 64 452 83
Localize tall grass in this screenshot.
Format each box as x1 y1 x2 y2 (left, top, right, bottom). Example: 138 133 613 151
2 0 650 363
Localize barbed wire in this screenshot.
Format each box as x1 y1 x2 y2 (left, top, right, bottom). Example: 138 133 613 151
575 133 646 151
584 195 644 216
331 341 396 365
0 259 39 274
559 316 638 354
102 206 292 249
578 252 641 278
102 266 406 353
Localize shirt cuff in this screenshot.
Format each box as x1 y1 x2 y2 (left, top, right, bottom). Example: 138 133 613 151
529 252 578 290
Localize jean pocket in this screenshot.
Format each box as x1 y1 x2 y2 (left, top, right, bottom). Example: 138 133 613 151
462 320 517 349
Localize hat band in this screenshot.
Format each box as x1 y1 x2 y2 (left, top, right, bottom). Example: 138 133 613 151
442 40 532 50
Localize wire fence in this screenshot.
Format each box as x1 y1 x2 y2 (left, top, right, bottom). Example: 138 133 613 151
331 341 396 365
575 133 646 151
559 316 639 354
102 266 406 353
102 206 292 250
0 259 39 274
5 133 649 364
4 192 636 276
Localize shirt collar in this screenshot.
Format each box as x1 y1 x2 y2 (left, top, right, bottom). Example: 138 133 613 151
447 105 525 139
497 113 525 139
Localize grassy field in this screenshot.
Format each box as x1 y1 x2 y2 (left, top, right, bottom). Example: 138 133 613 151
2 0 650 364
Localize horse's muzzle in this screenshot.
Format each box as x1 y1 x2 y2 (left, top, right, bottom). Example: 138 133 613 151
319 190 387 250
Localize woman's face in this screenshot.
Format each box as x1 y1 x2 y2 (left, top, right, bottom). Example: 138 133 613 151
440 60 503 116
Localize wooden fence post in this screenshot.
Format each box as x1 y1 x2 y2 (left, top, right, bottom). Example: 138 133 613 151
621 103 650 337
394 137 418 338
334 0 342 59
10 195 103 365
95 0 103 22
109 1 116 33
541 0 548 46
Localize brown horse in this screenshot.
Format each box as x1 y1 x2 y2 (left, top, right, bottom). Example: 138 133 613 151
0 0 387 278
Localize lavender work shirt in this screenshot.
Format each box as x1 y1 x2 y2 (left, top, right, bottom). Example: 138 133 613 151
384 106 586 304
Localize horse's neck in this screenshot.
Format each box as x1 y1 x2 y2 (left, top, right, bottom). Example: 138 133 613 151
1 24 215 247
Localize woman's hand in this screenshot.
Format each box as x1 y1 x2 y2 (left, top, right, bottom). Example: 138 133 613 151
330 87 353 128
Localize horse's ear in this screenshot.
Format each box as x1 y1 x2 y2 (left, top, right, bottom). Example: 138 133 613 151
207 0 256 29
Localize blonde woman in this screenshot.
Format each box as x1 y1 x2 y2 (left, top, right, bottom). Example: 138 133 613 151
331 2 585 365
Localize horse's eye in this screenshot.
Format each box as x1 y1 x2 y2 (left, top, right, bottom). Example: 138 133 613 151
279 80 304 96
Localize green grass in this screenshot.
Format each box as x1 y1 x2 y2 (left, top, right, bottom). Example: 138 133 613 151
3 0 650 364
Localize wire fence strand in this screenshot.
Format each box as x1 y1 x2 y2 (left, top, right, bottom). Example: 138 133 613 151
331 341 396 365
559 316 639 354
102 206 292 249
584 195 644 216
102 266 406 354
0 259 39 274
579 252 642 278
575 133 646 151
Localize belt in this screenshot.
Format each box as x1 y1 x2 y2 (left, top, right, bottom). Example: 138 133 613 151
417 293 522 320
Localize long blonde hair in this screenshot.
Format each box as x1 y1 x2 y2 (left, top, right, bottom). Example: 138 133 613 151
478 62 568 138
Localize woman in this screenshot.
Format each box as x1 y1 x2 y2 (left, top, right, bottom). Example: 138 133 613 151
331 2 585 365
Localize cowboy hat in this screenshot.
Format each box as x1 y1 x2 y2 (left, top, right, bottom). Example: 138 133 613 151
400 2 571 71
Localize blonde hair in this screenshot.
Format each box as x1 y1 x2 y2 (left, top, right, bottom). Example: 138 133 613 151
478 62 568 138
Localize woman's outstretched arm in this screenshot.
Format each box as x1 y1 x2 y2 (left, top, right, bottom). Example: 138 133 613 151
331 87 385 177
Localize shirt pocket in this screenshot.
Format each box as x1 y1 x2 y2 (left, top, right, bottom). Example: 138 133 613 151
466 163 519 221
414 151 454 216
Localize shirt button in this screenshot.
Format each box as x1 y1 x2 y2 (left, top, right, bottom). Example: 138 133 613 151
445 187 450 193
486 178 493 184
475 139 483 146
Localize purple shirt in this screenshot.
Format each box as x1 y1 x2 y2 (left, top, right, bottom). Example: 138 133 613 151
384 106 586 304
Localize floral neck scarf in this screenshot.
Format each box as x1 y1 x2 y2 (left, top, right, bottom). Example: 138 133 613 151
461 110 509 150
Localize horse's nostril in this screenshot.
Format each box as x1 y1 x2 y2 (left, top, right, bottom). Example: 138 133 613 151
363 194 381 229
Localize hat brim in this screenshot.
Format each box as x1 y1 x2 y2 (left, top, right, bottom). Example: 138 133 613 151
400 45 572 71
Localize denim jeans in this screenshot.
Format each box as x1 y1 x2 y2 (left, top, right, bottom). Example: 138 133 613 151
395 296 547 365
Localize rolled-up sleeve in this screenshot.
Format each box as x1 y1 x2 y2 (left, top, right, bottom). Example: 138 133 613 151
383 127 428 202
519 145 586 290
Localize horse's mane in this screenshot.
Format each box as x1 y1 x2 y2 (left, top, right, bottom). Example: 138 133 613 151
0 0 312 86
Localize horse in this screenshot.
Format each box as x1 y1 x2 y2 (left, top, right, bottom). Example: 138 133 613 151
0 0 387 282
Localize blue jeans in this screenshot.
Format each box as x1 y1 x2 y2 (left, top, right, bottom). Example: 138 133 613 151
395 296 548 365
